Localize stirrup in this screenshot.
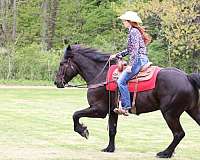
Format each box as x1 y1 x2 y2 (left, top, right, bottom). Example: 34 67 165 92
114 108 129 116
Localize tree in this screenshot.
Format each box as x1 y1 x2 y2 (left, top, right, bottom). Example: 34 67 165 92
0 0 9 45
160 0 200 72
41 0 49 50
48 0 59 50
41 0 59 50
12 0 17 41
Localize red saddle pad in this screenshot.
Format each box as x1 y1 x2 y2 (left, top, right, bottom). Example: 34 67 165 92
106 65 161 92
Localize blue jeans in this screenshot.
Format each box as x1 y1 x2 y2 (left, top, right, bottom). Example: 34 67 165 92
117 56 148 109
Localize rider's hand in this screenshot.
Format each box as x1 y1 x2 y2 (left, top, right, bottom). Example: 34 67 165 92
110 54 117 60
126 66 132 73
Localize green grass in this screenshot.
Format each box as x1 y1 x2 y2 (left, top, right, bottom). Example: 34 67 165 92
0 87 199 160
0 79 53 86
0 76 83 86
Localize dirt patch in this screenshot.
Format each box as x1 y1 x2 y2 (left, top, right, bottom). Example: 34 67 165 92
0 146 69 160
0 146 156 160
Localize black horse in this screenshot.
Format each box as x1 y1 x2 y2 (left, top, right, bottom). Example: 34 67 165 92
54 44 200 158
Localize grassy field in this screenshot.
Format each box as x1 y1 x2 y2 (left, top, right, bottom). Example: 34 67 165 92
0 87 199 160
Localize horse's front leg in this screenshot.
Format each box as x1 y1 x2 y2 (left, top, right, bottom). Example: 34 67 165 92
73 106 107 139
102 111 118 152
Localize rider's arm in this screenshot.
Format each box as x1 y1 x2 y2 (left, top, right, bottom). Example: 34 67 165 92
115 28 140 59
116 49 129 58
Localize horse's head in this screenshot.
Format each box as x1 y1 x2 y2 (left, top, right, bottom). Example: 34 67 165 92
55 44 116 88
54 45 79 88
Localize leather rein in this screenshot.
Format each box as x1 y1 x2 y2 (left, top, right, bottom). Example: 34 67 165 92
63 58 112 89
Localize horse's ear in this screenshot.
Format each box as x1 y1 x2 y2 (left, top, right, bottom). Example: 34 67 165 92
64 45 72 59
67 45 71 51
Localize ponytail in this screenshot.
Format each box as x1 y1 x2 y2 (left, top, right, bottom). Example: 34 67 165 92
129 21 151 45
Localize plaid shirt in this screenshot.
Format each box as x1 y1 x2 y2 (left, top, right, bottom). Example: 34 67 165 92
116 27 147 65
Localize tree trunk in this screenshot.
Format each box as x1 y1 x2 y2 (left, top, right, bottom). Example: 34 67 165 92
12 0 17 41
41 0 49 50
41 0 59 51
1 0 8 44
47 0 59 50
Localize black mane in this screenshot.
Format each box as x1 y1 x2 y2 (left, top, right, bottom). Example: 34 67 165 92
72 45 111 62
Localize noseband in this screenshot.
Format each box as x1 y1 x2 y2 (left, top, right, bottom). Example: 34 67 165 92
57 58 78 86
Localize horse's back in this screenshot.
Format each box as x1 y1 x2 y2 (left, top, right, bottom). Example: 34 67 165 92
157 67 191 91
156 67 197 109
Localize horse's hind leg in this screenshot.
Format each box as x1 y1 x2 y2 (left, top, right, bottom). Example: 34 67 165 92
157 110 185 158
73 106 107 139
186 106 200 125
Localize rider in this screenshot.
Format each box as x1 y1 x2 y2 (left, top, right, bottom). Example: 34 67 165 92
110 11 151 116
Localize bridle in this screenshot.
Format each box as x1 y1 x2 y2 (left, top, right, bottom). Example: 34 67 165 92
58 57 112 89
57 58 78 87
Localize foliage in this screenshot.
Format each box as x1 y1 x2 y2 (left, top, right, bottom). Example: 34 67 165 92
0 0 199 82
0 43 61 81
17 0 43 46
56 0 125 52
160 0 200 71
148 40 168 67
116 0 200 72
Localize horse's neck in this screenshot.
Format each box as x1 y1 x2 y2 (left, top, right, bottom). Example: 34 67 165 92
74 56 108 84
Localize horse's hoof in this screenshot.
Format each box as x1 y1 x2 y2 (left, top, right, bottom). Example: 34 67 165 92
101 146 115 152
79 126 89 139
75 125 89 139
82 128 89 139
156 150 174 158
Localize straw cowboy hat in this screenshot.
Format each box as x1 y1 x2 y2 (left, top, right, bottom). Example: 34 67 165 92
118 11 142 23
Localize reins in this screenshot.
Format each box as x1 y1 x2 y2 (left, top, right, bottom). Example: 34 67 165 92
65 58 112 89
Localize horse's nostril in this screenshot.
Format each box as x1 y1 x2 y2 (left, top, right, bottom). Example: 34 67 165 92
54 81 57 85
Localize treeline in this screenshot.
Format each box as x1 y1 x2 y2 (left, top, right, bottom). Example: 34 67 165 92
0 0 199 81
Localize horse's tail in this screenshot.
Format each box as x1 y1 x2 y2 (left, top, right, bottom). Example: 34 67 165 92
187 73 200 89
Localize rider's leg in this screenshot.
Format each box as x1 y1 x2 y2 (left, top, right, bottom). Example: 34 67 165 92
116 59 142 114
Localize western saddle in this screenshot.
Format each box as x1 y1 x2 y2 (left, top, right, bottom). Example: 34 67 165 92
116 59 153 114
